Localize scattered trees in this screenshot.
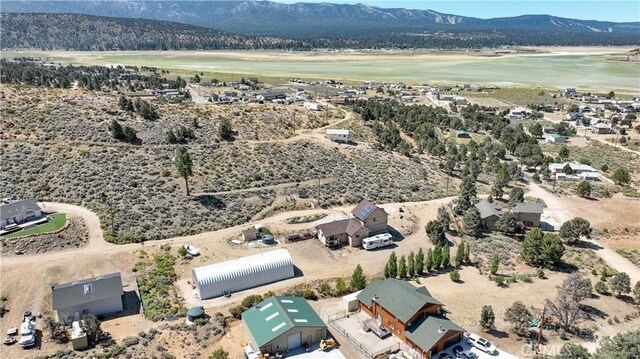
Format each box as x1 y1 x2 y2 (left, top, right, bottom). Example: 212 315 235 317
576 181 592 198
496 211 521 235
414 248 424 275
480 305 495 332
441 246 451 268
210 348 230 359
425 220 446 244
174 146 194 196
44 317 69 343
504 301 532 337
407 252 415 277
611 167 631 185
594 330 640 358
508 187 525 205
557 343 591 359
350 264 367 291
219 118 234 141
546 274 591 333
398 255 407 278
559 145 570 159
384 252 398 278
521 228 564 268
336 277 348 295
559 217 592 245
458 175 477 211
490 254 499 275
80 313 102 346
463 208 482 238
529 123 543 138
610 272 631 297
455 242 465 267
437 206 452 230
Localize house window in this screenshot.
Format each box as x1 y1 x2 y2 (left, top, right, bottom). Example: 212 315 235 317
373 217 378 222
84 283 92 294
388 321 394 329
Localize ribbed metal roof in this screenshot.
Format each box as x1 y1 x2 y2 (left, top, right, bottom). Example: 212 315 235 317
192 249 294 300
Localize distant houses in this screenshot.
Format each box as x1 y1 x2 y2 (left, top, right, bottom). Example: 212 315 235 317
474 200 544 231
0 198 43 230
325 128 350 143
549 162 600 181
545 134 566 144
509 107 529 119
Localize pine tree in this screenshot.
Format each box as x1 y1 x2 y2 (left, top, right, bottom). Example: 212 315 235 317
432 245 443 269
407 252 415 278
455 241 465 267
480 305 495 332
383 261 390 279
415 248 424 275
464 242 471 263
350 264 367 291
109 119 124 140
441 246 450 267
458 175 477 211
387 252 397 278
490 253 499 275
174 146 193 195
425 248 433 272
398 255 407 279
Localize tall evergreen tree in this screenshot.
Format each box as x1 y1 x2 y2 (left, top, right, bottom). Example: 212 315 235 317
398 255 407 279
490 253 500 275
407 252 415 277
441 246 450 267
455 241 465 267
174 146 193 196
350 264 367 291
425 248 433 272
415 248 424 275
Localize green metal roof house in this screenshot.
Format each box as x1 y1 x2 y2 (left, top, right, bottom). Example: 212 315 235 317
242 296 327 355
357 279 465 358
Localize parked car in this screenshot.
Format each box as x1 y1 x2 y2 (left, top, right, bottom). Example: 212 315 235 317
467 333 497 355
452 345 476 359
438 353 452 359
183 244 199 256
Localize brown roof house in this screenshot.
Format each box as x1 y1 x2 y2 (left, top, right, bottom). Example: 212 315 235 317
317 199 388 248
512 203 544 228
357 279 464 358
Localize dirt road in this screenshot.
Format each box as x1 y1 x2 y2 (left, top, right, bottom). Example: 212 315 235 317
525 179 640 280
41 201 106 248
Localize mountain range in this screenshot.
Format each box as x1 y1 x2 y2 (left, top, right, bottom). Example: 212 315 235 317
3 0 639 38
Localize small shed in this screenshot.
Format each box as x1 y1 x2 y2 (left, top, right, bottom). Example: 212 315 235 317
342 290 362 312
242 228 258 241
545 134 566 144
456 130 470 138
71 321 88 351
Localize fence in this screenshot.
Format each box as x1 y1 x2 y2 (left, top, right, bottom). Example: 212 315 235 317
328 310 400 359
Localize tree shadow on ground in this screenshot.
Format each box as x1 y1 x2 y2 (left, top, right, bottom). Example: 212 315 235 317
581 304 609 320
488 328 510 339
195 195 226 210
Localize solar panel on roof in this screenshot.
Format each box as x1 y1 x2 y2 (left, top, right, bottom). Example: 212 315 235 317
358 203 375 219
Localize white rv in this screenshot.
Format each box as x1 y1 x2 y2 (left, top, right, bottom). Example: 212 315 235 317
362 233 393 250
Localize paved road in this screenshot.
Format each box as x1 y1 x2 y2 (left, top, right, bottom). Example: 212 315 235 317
525 179 640 281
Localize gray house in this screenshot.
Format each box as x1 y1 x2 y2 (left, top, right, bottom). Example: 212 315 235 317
317 199 388 248
475 201 501 231
0 199 43 229
52 273 124 324
512 203 543 228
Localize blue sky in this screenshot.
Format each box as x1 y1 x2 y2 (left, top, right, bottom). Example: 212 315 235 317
277 1 640 22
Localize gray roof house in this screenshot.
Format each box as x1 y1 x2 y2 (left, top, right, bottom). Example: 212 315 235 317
475 201 501 231
52 272 124 324
0 199 43 229
512 203 544 228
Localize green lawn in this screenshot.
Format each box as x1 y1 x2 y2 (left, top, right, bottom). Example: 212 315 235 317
4 213 67 238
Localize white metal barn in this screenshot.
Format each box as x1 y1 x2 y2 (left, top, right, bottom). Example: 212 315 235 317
192 249 295 300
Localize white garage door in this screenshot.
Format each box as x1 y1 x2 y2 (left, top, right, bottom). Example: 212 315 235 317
287 332 302 350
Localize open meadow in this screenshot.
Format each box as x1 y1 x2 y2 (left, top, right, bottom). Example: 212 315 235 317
4 47 640 91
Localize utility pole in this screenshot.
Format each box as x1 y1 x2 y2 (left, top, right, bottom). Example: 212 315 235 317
536 306 550 351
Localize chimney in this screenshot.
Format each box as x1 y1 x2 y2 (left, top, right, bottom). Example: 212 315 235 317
439 325 444 333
